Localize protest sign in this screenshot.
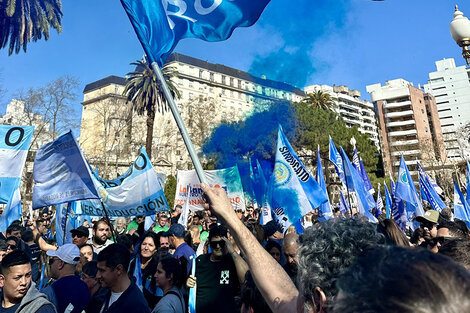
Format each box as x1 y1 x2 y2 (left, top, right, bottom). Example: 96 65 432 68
175 166 245 211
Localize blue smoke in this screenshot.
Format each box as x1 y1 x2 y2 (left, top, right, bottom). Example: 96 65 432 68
249 0 351 88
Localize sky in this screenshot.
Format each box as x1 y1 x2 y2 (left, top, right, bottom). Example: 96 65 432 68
0 0 467 117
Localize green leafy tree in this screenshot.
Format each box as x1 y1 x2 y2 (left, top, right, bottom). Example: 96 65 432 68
301 90 335 110
123 60 180 159
164 174 177 210
0 0 63 55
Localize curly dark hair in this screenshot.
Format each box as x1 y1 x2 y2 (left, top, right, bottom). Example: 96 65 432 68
297 217 385 309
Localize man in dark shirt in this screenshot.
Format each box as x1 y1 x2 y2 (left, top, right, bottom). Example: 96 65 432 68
0 250 55 313
96 244 150 313
43 244 90 313
187 225 248 313
163 224 194 273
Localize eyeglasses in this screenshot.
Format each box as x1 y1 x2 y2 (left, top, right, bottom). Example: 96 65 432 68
8 245 16 250
209 240 226 249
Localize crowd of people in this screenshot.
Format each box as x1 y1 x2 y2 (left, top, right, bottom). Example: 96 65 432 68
0 185 469 313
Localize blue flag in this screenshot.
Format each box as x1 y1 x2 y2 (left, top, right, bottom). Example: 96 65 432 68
360 160 375 194
121 0 271 66
339 190 350 215
316 146 332 221
0 126 34 231
328 137 346 185
55 202 81 246
466 161 470 204
454 182 470 227
268 126 328 232
390 173 396 195
375 184 384 218
384 182 392 219
417 162 446 212
395 155 424 218
188 253 197 313
352 148 361 174
339 147 377 222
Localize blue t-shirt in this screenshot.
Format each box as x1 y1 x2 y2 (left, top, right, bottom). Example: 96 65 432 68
173 243 195 273
44 275 90 313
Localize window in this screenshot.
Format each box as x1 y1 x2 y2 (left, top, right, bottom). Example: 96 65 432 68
199 70 203 79
222 75 226 85
210 72 214 82
238 80 242 89
230 78 234 87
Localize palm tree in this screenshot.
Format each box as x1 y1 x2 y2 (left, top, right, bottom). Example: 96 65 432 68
301 90 335 110
123 59 180 159
0 0 63 55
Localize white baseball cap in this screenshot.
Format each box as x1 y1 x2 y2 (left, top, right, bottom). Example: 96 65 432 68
46 244 81 265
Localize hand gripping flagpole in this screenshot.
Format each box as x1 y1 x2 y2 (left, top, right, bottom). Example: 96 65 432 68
150 62 207 184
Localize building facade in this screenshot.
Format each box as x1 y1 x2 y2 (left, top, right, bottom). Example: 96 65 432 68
366 79 446 177
304 84 380 149
79 53 305 177
423 58 470 161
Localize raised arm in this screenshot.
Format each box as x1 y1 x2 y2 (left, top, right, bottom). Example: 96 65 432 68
201 184 298 313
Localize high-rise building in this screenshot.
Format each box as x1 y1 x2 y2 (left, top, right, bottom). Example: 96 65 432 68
304 84 380 149
423 58 470 160
79 53 305 177
366 79 446 177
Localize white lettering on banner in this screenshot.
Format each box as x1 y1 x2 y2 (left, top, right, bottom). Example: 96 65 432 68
194 0 222 15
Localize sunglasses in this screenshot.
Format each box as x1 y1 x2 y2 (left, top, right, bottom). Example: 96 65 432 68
209 240 226 248
8 245 16 250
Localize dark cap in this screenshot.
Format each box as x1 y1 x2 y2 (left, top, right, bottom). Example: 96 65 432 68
70 226 89 238
263 220 281 237
162 224 185 238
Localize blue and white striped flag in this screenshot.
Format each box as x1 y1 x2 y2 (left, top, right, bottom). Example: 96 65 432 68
375 184 384 218
328 137 346 185
454 182 470 227
418 162 446 212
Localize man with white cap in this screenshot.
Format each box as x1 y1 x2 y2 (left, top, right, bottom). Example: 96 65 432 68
42 244 91 313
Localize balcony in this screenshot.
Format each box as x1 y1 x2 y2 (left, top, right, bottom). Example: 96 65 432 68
388 129 417 137
390 139 419 147
385 110 414 118
387 120 416 127
384 100 412 109
391 149 420 157
339 108 360 118
393 159 418 166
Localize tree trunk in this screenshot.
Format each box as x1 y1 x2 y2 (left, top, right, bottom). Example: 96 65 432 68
146 107 156 160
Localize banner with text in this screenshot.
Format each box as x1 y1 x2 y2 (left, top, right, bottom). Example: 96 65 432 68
175 166 245 211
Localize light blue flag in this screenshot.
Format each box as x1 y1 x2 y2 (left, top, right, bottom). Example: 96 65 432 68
132 254 144 291
466 161 470 204
384 182 392 219
454 182 470 227
268 126 328 232
375 184 384 218
247 159 258 209
339 190 350 215
339 147 377 223
0 126 34 231
121 0 271 66
352 148 361 174
316 146 332 221
188 254 196 313
395 155 424 220
360 160 375 194
328 137 346 185
32 131 100 209
390 173 396 195
253 159 272 225
418 163 446 212
55 202 81 246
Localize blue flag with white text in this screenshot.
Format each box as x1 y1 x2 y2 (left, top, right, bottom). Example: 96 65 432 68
339 147 377 222
360 160 375 194
384 182 392 219
418 163 446 212
339 190 349 215
121 0 271 66
375 184 384 218
454 182 470 227
32 131 100 209
268 126 328 232
316 146 332 221
328 137 346 185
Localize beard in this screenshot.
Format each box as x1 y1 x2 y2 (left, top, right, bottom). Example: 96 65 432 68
94 235 107 245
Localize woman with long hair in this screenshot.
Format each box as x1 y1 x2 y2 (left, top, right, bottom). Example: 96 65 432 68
152 257 187 313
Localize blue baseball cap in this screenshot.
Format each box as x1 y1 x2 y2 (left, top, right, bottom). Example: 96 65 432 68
162 224 185 238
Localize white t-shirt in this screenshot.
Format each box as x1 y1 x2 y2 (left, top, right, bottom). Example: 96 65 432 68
108 291 124 308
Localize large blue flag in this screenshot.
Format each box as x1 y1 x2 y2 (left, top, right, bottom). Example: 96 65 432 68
32 131 100 209
328 137 346 185
352 148 361 174
384 181 392 219
454 181 470 227
316 146 332 221
395 155 424 217
121 0 271 66
339 190 350 215
360 160 375 194
268 126 328 232
417 162 446 212
339 147 377 222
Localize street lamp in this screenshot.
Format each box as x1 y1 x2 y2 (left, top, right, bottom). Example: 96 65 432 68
450 5 470 66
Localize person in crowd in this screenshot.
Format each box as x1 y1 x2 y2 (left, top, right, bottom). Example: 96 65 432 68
437 220 468 239
378 218 411 247
186 224 249 313
79 244 95 263
188 225 201 253
126 216 145 234
0 250 55 313
170 205 182 226
20 229 40 282
244 221 264 244
70 226 89 247
200 184 385 313
0 240 8 262
115 218 127 236
282 233 298 285
163 224 194 269
152 257 186 313
128 232 159 308
43 244 90 313
416 209 439 239
262 221 283 241
265 240 282 263
6 237 20 255
153 215 169 234
6 224 22 240
117 234 135 254
332 246 470 313
157 233 170 258
81 261 109 313
88 220 113 254
438 238 470 270
36 219 51 241
439 207 453 221
240 271 272 313
96 244 150 313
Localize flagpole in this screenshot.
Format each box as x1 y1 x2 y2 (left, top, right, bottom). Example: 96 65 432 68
100 202 116 242
63 203 69 245
340 156 354 217
150 62 207 184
